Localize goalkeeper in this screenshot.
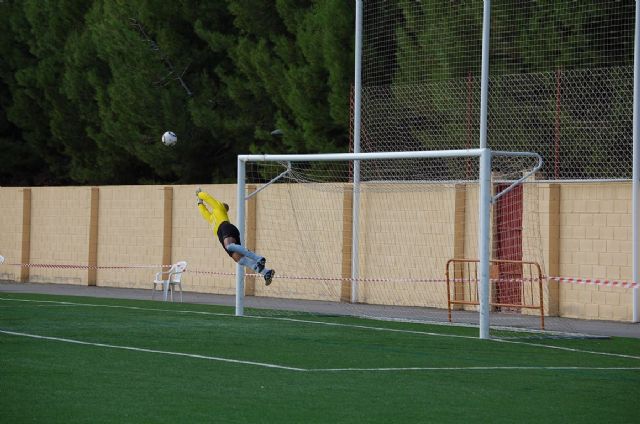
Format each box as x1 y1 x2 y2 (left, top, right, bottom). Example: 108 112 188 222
196 188 275 285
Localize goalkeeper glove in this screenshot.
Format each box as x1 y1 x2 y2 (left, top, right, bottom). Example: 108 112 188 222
197 198 204 206
196 187 202 196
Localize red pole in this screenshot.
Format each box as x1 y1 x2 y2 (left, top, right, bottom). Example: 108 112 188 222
555 69 562 179
466 71 473 178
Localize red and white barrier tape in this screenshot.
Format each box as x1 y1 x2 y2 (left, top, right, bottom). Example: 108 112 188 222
181 268 447 283
0 261 637 288
546 276 638 289
0 262 446 283
4 262 171 270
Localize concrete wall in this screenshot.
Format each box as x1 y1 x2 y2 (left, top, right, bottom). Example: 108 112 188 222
252 184 344 301
28 187 90 285
96 186 164 289
0 187 23 282
0 182 635 321
357 186 457 308
555 183 633 321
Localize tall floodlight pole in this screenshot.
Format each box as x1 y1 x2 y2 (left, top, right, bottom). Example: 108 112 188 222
633 0 639 323
351 0 363 303
478 0 492 338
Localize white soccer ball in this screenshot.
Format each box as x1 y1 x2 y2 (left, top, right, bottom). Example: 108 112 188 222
162 131 177 146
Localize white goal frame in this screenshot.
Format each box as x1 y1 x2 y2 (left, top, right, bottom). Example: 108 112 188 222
236 148 542 339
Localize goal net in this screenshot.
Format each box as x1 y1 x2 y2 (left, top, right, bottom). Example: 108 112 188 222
237 149 544 338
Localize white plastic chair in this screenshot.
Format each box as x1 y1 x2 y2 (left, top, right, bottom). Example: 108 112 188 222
152 261 187 302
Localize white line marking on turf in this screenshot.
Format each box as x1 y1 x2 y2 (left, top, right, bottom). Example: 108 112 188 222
1 329 638 373
244 315 640 361
248 314 475 339
308 366 640 372
0 304 76 307
0 329 305 371
494 338 640 360
0 297 232 316
2 297 639 362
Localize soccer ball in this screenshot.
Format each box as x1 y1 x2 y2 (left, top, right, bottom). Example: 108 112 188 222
162 131 177 146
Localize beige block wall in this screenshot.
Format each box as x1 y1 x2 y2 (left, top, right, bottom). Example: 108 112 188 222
0 182 636 322
357 185 457 308
557 183 633 321
536 183 559 316
96 186 164 289
463 184 480 260
251 184 344 301
28 187 90 285
0 187 23 281
522 183 545 266
457 184 480 311
519 183 548 317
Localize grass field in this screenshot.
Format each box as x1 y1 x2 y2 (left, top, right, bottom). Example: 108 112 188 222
1 292 639 423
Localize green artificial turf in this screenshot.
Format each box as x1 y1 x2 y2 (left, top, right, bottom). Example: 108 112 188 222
0 293 638 423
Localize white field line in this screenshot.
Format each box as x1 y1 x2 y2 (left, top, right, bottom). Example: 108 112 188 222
309 366 640 372
1 297 639 362
0 329 305 371
494 338 640 360
1 329 639 373
0 297 232 317
0 304 76 307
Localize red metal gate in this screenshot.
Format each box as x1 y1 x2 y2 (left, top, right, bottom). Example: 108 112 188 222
494 184 523 307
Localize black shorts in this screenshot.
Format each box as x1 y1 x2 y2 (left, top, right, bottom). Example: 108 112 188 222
217 222 241 256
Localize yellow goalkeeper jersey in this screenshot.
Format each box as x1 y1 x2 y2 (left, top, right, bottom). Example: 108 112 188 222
197 191 230 235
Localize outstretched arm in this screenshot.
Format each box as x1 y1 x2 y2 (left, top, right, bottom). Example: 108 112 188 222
197 191 225 211
197 201 213 223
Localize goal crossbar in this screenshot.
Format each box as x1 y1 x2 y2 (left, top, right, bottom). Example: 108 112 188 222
239 148 485 163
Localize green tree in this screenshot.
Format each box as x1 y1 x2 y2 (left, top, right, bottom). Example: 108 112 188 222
213 0 353 154
71 0 242 183
0 0 79 184
0 1 354 185
0 1 41 185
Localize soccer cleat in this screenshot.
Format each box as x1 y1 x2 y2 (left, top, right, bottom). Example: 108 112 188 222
264 269 275 286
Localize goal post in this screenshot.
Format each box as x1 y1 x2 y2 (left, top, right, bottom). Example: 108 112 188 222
236 148 542 339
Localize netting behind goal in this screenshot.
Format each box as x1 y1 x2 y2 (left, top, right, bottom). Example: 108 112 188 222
350 0 636 334
241 152 546 336
358 0 633 180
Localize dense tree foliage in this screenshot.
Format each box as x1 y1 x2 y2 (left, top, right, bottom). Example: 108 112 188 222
0 0 633 185
0 0 353 185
